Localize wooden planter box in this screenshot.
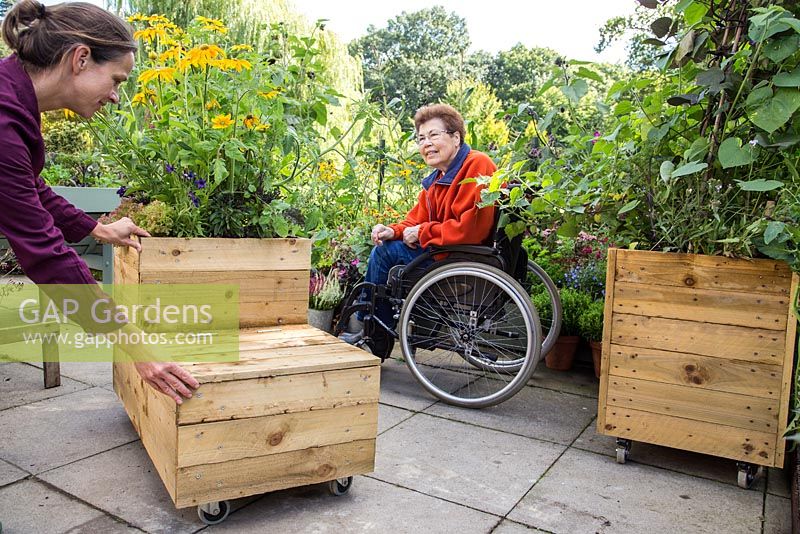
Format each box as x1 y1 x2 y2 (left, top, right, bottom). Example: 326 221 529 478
598 249 798 471
112 238 380 509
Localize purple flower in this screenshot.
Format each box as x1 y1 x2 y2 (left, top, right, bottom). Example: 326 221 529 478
188 191 199 207
183 170 196 181
351 258 360 266
194 178 207 189
165 163 175 173
592 131 601 144
116 185 127 197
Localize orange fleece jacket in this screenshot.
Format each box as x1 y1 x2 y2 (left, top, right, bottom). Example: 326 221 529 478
389 150 497 248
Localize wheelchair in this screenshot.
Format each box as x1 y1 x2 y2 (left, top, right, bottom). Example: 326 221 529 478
334 215 562 409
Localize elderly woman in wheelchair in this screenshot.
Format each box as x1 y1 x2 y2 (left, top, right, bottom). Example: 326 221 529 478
337 104 561 408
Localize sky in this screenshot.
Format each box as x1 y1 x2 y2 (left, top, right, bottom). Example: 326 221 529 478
289 0 639 63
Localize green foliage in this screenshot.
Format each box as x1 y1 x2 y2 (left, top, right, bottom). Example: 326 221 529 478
445 80 509 150
349 7 473 117
484 45 560 107
489 0 800 272
558 288 593 337
90 14 353 237
578 299 604 341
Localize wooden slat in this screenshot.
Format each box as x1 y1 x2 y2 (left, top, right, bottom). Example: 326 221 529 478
113 359 178 501
177 366 381 425
597 248 618 432
177 403 378 467
607 344 783 399
610 313 784 365
612 281 788 330
114 243 141 284
138 238 311 272
182 343 381 383
174 439 375 508
775 272 799 466
606 376 778 433
600 406 777 466
614 249 792 295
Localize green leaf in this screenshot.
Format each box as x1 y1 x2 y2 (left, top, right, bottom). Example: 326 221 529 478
556 217 578 238
773 65 800 88
718 137 757 168
617 199 640 215
560 79 589 103
696 67 724 92
576 67 603 83
675 0 694 11
674 29 695 65
763 35 800 63
660 161 675 182
684 4 708 26
764 221 786 244
736 179 784 191
671 161 707 177
637 0 658 8
684 137 710 161
746 86 773 108
213 159 228 183
614 100 634 115
750 88 800 133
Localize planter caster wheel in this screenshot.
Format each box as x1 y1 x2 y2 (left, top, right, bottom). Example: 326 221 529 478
328 476 353 496
197 500 230 525
616 438 632 464
736 462 760 489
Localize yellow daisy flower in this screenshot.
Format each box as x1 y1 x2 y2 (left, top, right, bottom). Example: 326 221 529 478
127 13 148 23
133 26 168 44
258 89 281 100
211 114 234 129
158 46 182 63
196 16 228 34
178 44 224 71
205 98 221 110
137 67 176 85
243 114 260 129
231 44 253 53
210 58 252 72
254 123 271 132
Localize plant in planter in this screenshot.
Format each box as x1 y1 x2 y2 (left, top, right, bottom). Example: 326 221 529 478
578 299 604 378
535 287 592 371
307 270 344 333
90 14 356 238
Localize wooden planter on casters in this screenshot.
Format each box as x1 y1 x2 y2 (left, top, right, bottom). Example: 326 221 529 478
597 249 798 487
112 238 380 518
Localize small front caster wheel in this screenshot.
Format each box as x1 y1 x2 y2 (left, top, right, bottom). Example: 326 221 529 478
736 462 760 489
328 476 353 496
615 438 632 464
197 500 230 525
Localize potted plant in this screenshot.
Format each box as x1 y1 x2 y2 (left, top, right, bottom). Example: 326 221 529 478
534 287 591 371
578 299 604 378
307 270 344 333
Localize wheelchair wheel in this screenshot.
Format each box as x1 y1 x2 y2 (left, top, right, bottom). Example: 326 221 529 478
525 261 562 357
398 262 541 408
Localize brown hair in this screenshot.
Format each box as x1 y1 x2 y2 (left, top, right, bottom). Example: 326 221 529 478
2 0 136 72
413 103 466 145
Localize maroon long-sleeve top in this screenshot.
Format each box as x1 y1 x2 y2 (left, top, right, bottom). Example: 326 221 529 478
0 54 98 285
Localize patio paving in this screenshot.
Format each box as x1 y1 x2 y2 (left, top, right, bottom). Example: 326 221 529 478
0 357 793 533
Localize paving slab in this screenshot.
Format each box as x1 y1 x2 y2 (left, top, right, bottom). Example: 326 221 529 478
58 361 114 389
0 362 88 411
0 387 138 474
768 466 792 498
573 423 760 489
528 364 599 398
39 441 201 534
0 479 105 534
425 386 595 445
65 515 145 534
508 448 763 534
377 358 442 412
764 494 792 534
206 475 500 534
378 404 415 435
492 519 548 533
373 413 565 516
0 459 28 488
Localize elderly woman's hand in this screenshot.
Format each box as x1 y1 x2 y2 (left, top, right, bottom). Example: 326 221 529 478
371 224 394 246
90 218 151 252
402 225 420 248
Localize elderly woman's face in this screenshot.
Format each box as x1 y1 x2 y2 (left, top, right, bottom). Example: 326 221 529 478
416 118 460 173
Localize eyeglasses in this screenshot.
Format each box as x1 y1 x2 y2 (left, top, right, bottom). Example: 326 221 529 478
415 129 454 145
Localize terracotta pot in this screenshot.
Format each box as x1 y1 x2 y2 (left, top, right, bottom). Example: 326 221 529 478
544 335 579 371
589 340 602 378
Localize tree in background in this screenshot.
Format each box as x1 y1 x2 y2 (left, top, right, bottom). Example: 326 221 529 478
349 7 474 119
445 80 509 151
0 0 10 18
484 44 560 108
